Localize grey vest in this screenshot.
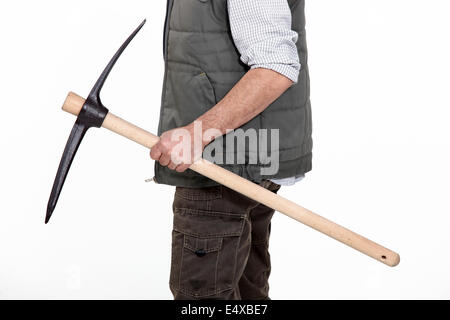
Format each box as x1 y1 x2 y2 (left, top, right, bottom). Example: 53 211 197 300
155 0 312 187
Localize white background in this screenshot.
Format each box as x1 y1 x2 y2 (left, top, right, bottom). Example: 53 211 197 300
0 0 449 299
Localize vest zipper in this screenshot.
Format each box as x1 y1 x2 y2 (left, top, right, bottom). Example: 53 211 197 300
145 176 158 184
163 0 173 59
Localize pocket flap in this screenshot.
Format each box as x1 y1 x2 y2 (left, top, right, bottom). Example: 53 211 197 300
184 235 222 253
174 208 244 238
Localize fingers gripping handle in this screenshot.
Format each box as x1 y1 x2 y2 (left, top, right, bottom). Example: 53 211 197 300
62 92 400 267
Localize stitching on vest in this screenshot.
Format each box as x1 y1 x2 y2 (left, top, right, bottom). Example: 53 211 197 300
167 59 202 70
262 106 306 112
214 145 304 154
168 60 245 73
170 28 229 34
262 98 310 113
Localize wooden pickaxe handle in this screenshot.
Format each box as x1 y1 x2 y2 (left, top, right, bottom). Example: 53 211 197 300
63 92 400 267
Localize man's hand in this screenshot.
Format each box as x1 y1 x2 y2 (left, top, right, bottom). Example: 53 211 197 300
151 68 293 172
150 123 207 173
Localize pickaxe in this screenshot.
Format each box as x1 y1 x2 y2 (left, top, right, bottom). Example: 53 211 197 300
47 21 400 267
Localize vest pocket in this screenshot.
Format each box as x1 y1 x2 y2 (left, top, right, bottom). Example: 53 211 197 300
190 72 216 114
161 67 217 131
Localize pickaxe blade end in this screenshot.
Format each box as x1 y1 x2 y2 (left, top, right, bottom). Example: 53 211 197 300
45 206 53 224
46 20 146 224
45 121 89 224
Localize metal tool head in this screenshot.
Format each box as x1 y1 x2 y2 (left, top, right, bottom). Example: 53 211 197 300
46 20 146 224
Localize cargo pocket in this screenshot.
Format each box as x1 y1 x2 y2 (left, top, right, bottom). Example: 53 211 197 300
169 207 245 298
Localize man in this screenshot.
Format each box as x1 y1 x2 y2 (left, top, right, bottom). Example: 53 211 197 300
151 0 312 299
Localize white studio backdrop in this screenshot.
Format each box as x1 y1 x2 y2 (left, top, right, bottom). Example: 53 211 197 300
0 0 449 299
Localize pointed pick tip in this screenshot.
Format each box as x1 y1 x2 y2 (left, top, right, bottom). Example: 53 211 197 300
45 206 54 224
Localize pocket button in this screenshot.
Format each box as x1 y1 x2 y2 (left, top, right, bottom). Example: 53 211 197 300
195 249 206 257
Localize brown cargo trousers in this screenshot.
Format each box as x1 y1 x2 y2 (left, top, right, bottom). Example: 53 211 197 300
169 180 281 300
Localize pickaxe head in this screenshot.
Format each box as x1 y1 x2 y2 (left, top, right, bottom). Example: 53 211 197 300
46 20 146 224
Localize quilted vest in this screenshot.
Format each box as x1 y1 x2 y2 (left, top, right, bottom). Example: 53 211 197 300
155 0 312 187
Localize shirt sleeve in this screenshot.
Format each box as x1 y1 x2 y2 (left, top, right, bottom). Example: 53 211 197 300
227 0 301 83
